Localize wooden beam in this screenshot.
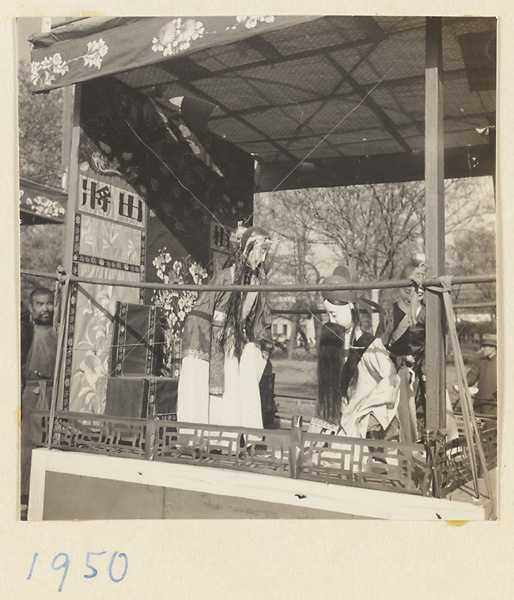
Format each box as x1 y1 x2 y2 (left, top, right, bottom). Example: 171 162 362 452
324 54 412 153
177 80 300 163
59 84 82 411
256 144 494 191
424 17 446 431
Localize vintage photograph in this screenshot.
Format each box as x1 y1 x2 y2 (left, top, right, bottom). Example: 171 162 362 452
18 15 497 521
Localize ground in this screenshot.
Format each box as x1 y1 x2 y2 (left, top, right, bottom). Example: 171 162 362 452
271 343 480 409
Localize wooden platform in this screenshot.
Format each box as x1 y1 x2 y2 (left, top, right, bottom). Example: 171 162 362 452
28 448 490 521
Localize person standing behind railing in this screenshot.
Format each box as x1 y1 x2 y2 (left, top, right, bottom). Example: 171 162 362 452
310 266 400 442
466 333 497 417
376 262 458 442
21 286 58 502
376 262 426 443
177 225 273 430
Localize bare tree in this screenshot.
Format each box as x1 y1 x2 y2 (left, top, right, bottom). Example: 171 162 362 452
448 224 496 314
256 189 328 357
18 60 63 188
256 177 495 314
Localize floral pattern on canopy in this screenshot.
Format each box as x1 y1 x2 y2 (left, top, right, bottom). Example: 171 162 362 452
28 16 317 92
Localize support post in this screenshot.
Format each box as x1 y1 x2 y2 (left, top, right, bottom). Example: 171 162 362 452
62 84 81 277
289 415 303 479
54 84 81 412
424 18 446 431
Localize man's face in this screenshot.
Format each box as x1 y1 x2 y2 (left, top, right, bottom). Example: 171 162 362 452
481 344 496 359
398 285 414 305
30 293 54 325
324 300 353 329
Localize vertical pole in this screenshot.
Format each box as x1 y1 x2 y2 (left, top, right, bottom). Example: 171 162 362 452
488 126 496 200
425 18 446 431
61 86 73 192
53 84 81 413
371 288 380 333
62 84 81 276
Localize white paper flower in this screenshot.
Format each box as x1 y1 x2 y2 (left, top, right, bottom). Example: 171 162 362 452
236 15 275 29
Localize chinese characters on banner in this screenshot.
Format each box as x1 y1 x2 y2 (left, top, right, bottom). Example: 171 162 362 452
80 175 145 228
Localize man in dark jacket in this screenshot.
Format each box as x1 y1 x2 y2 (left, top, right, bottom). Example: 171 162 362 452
21 286 57 501
467 333 497 416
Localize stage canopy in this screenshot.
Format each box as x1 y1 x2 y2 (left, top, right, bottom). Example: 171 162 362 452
29 15 496 190
19 177 67 224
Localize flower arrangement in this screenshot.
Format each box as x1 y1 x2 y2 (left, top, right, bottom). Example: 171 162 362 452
152 248 207 375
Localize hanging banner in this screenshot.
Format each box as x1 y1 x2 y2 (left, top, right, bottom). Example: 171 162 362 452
78 172 146 228
19 177 67 224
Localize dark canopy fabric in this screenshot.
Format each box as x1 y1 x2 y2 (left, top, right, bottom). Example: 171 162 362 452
29 16 317 90
28 15 496 189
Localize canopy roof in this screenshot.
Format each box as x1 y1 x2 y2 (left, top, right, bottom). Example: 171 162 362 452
19 177 67 225
29 15 496 190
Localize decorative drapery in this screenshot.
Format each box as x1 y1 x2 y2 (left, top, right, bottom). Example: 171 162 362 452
19 178 67 224
64 71 255 413
29 16 317 92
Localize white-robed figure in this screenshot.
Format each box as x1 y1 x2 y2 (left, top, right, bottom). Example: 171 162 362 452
310 266 401 441
177 225 273 428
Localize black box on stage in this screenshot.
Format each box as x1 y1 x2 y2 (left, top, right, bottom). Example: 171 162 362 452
260 361 276 427
105 376 178 418
110 302 165 377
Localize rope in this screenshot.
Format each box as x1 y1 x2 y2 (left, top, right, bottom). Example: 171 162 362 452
425 276 493 501
245 72 390 225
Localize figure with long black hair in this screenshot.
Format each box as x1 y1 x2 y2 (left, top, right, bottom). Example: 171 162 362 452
310 266 400 441
177 225 273 428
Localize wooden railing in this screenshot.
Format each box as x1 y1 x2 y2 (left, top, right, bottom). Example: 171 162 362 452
31 410 427 495
30 410 497 498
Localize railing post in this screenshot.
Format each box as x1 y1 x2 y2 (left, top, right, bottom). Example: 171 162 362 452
145 417 157 461
422 429 445 497
289 415 303 479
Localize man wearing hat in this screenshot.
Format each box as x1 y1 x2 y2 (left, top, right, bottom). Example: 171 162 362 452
466 333 497 416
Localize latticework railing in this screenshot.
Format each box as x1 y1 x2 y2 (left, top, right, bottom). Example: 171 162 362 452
31 410 429 495
436 425 498 496
30 410 497 498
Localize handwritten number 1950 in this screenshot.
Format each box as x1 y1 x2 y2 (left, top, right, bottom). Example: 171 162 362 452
27 551 127 592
